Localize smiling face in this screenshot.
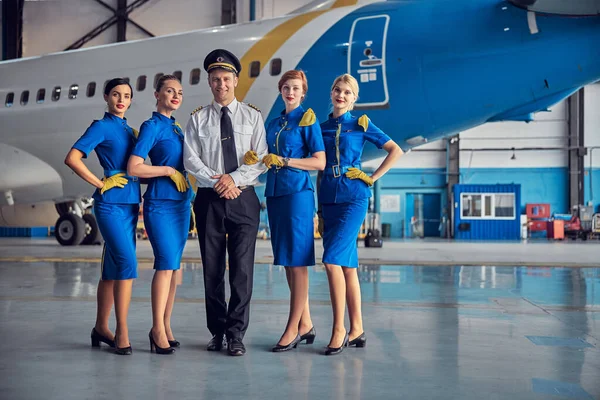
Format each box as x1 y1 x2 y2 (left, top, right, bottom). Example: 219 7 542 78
208 69 238 105
104 84 132 118
280 78 305 111
155 79 183 113
331 80 357 114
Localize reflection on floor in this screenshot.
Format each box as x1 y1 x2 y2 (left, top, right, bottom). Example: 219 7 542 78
0 262 598 400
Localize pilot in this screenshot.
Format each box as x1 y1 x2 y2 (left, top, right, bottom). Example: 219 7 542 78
246 70 325 352
183 49 268 356
318 73 403 355
127 74 192 355
64 78 141 355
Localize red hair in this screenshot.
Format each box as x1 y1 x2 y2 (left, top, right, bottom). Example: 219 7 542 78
278 70 308 95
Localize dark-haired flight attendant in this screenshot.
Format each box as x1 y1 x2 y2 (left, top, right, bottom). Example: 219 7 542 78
128 74 191 355
65 78 140 355
319 74 403 355
251 70 325 352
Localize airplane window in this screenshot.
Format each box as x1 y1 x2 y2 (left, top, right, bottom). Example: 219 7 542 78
5 92 14 107
87 82 96 97
249 61 260 78
123 77 130 83
137 75 147 91
52 86 61 101
270 58 282 76
69 84 79 100
154 73 163 89
173 70 182 82
190 68 201 85
21 91 30 106
37 89 46 104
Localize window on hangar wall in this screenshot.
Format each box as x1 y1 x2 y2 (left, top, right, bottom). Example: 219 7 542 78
461 193 515 219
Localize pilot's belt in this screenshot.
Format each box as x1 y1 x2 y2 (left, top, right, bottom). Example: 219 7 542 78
104 169 138 182
323 165 361 178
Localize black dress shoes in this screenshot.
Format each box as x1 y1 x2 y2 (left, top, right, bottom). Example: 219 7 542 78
325 333 348 356
272 334 301 352
348 332 366 347
168 339 181 348
91 328 115 348
207 334 227 351
114 334 133 356
299 327 316 345
227 337 246 356
149 331 175 355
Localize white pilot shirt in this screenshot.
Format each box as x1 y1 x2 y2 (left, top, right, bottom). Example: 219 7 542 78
183 98 268 188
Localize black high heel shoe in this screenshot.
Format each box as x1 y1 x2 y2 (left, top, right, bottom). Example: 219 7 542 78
91 328 115 348
272 334 302 352
149 331 175 355
348 332 366 348
299 327 316 345
168 339 181 348
324 333 348 356
114 334 132 355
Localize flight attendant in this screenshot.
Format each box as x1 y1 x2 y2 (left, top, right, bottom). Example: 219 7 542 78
65 78 140 355
250 70 325 352
319 74 403 355
128 74 191 355
184 49 268 356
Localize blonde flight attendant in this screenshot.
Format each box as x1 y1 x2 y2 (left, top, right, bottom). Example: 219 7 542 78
319 74 403 355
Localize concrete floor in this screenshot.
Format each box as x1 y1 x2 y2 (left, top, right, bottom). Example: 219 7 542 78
0 258 598 400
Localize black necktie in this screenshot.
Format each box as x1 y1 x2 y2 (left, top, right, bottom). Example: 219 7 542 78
220 106 238 174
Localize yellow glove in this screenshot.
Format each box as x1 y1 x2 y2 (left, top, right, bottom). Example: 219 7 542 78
345 168 373 187
262 153 284 168
100 173 128 194
169 170 190 192
244 150 260 165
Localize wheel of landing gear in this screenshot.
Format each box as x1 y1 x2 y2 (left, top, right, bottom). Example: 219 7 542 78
81 214 103 245
55 214 86 246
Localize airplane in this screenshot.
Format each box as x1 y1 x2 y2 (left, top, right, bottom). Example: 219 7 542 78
0 0 599 245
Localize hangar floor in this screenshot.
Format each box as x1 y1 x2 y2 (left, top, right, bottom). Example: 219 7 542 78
0 238 598 399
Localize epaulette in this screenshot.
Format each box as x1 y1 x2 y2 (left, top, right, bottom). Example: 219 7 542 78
299 108 316 127
190 106 204 115
243 102 261 113
358 114 369 132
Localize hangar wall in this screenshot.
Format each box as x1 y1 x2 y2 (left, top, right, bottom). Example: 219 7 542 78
367 86 600 238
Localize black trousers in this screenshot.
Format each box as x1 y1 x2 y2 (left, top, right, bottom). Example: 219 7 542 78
193 187 260 340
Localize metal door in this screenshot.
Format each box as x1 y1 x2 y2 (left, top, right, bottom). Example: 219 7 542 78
348 15 390 109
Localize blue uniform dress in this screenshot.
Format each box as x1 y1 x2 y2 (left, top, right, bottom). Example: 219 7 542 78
131 112 192 271
72 112 141 280
319 112 391 268
265 106 325 267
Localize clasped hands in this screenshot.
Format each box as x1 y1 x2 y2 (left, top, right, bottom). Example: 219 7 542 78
212 174 241 199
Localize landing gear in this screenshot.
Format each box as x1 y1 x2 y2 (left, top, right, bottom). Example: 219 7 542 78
55 213 86 246
54 198 102 246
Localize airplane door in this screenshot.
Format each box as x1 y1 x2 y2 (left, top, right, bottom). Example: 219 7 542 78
348 15 390 109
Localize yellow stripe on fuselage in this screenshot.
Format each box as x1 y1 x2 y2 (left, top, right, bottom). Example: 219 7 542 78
237 0 358 100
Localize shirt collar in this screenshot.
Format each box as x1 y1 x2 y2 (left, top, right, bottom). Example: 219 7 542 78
280 105 305 122
104 112 127 125
152 111 175 124
212 97 239 115
328 111 353 123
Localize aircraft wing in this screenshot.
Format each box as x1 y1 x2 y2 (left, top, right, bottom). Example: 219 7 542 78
509 0 600 15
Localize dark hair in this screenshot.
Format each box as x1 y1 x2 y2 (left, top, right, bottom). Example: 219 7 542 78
104 78 133 98
156 74 181 92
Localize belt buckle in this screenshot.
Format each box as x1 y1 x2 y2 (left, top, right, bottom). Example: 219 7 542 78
332 165 341 178
131 176 139 182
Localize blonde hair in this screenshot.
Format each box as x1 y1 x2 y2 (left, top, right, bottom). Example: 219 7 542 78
330 74 359 110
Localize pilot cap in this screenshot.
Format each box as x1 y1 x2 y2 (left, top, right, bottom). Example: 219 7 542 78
204 49 242 76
